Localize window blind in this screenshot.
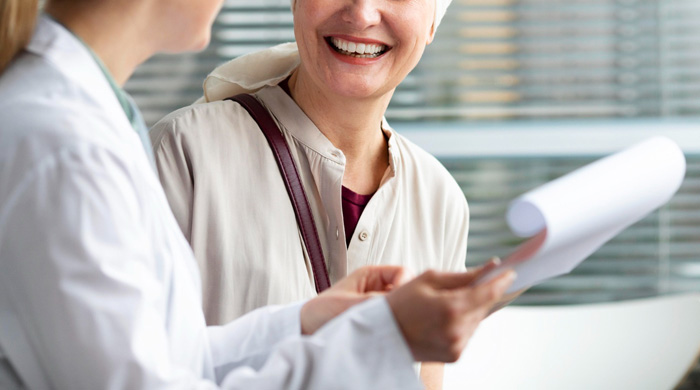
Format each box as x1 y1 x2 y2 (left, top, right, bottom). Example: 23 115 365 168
390 0 700 120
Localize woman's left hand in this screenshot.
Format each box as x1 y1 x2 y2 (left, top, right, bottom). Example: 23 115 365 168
300 265 411 335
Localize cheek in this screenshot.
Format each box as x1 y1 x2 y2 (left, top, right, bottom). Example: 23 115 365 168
293 7 327 53
400 1 434 43
387 19 431 83
395 20 430 59
293 0 337 36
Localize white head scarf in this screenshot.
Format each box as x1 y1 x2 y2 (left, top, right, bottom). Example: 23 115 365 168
200 0 452 102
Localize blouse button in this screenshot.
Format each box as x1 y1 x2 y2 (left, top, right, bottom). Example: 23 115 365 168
358 231 370 241
330 151 341 158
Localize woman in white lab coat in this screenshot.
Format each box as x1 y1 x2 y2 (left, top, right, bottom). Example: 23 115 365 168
0 0 514 389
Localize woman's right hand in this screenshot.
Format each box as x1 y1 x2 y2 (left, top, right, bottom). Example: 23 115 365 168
386 261 515 362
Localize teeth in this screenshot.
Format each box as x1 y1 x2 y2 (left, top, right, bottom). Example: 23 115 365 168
331 37 386 58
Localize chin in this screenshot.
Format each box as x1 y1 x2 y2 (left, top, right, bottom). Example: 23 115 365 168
330 80 389 100
341 89 379 100
165 33 211 54
189 34 212 52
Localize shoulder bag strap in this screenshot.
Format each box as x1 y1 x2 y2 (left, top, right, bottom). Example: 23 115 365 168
226 94 331 293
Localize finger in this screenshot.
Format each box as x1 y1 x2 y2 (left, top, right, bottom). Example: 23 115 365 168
465 269 516 308
428 259 501 290
470 257 501 273
353 265 411 293
491 268 516 295
386 266 414 288
370 265 412 291
363 291 388 298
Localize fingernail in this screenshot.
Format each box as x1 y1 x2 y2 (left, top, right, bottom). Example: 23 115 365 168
490 257 502 266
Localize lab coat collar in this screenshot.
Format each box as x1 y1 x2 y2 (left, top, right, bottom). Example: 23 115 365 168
26 15 131 134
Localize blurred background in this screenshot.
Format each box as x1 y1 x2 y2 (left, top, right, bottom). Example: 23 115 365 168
126 2 700 383
127 0 700 303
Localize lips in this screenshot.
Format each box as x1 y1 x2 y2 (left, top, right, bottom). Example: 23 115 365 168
325 36 390 58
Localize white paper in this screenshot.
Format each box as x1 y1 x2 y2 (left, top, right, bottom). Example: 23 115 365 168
479 136 686 293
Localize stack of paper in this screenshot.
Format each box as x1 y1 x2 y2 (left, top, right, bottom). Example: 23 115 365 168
479 136 686 293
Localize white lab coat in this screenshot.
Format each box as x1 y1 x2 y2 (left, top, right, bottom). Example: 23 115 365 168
0 16 421 390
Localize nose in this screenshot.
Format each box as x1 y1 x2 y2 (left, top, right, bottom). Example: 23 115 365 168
341 0 382 30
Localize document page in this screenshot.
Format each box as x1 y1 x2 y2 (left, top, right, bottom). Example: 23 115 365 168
478 136 686 293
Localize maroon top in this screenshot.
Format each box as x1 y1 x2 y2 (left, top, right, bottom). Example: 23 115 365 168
277 77 375 246
341 186 373 246
279 76 292 96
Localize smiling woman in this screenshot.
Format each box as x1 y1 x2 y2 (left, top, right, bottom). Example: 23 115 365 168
149 0 462 387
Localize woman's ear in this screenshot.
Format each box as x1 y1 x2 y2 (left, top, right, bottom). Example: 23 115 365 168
426 23 436 45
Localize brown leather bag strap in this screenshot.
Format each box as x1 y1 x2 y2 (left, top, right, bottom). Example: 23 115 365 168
226 94 331 293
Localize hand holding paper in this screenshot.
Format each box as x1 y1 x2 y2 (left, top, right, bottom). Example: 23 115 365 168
480 136 686 293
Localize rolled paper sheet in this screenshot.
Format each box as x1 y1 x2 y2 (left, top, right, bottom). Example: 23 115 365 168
479 136 686 293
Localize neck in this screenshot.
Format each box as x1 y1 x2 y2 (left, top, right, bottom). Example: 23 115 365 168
46 2 153 86
289 66 392 194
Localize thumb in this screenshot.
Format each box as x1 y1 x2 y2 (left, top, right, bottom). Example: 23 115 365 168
363 265 410 292
339 265 410 293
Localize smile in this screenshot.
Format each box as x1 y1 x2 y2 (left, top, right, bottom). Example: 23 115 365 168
326 37 389 59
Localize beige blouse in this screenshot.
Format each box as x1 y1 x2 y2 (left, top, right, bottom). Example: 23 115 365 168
150 86 469 325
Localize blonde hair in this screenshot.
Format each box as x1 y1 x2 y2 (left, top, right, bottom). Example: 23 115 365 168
0 0 40 74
